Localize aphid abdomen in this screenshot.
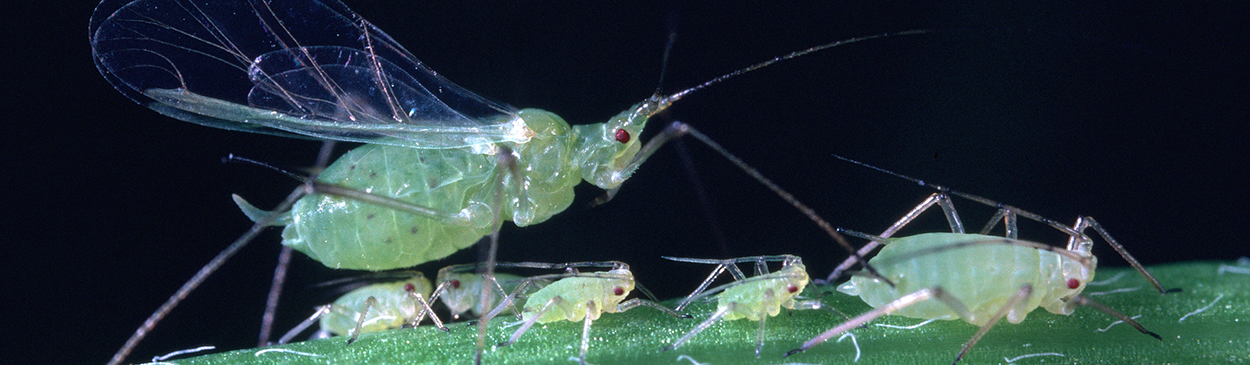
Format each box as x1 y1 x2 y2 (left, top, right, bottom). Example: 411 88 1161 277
523 269 633 323
320 276 434 336
283 109 581 271
841 233 1049 325
284 145 498 270
440 272 530 318
523 278 591 323
720 263 809 321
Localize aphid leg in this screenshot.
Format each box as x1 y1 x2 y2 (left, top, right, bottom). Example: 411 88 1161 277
258 141 338 346
952 285 1034 364
499 296 563 347
1069 295 1162 340
277 305 333 344
481 279 542 320
1069 217 1180 294
474 146 522 365
426 280 455 316
663 257 749 311
791 283 1036 364
661 304 736 352
577 301 597 365
346 297 380 344
786 286 979 358
407 291 447 333
259 245 294 346
616 297 688 318
828 192 963 282
788 297 855 322
754 289 776 358
485 273 525 319
109 183 314 365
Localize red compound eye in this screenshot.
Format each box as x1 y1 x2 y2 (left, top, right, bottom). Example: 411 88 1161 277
1066 278 1080 289
613 286 625 296
787 285 799 293
403 283 416 292
450 280 461 289
613 128 631 143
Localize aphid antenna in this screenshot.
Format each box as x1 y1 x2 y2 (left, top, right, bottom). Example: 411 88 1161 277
663 255 799 265
506 271 634 286
222 154 313 183
438 261 491 275
495 260 629 271
658 30 929 106
593 34 934 290
597 30 931 205
866 235 1096 272
308 270 426 289
833 155 1180 295
651 31 678 97
832 155 1082 238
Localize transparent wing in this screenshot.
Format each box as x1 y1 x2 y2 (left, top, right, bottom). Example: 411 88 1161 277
89 0 529 149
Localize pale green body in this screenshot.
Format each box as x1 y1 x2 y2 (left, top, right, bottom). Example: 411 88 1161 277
282 105 654 270
838 232 1094 325
523 269 635 323
719 262 809 321
320 274 434 336
436 272 532 318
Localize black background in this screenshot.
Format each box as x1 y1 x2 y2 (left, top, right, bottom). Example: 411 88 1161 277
4 1 1247 363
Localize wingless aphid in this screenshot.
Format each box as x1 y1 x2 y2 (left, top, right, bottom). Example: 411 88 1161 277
276 271 445 344
483 261 687 365
659 255 829 358
429 263 548 321
90 0 912 362
783 157 1181 363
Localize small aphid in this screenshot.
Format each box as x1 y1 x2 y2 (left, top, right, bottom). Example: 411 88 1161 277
278 272 445 344
488 261 688 365
785 157 1180 363
429 263 546 321
659 255 830 357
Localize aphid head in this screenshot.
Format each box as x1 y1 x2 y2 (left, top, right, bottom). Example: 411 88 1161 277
571 95 671 189
605 268 637 300
436 272 477 318
780 259 811 295
1040 253 1097 315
